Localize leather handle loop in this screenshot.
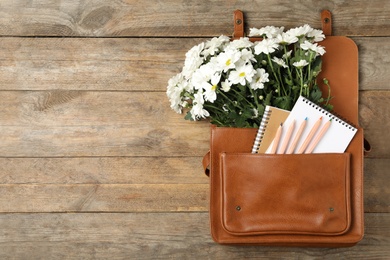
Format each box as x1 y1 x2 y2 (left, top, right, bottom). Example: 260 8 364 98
364 138 372 156
321 10 332 36
202 151 211 177
233 9 245 39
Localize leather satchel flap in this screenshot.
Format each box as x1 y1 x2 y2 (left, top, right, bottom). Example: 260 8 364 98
220 153 351 236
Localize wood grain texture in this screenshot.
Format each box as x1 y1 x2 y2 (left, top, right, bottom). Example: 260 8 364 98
359 91 390 158
0 91 210 157
0 37 389 91
0 37 198 91
1 0 390 37
0 213 388 259
0 157 207 184
0 184 208 213
354 37 390 90
364 159 390 213
0 1 389 258
0 158 388 213
0 90 388 157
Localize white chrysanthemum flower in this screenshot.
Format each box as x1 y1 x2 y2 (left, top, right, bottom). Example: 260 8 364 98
276 32 299 45
225 37 253 51
166 73 186 113
283 50 293 59
250 68 269 90
249 28 262 37
217 49 241 72
203 73 221 103
287 24 312 38
249 26 284 38
300 41 326 56
229 64 256 86
254 38 279 55
293 60 309 68
221 79 231 92
191 65 212 90
239 48 256 65
307 29 325 42
272 57 288 68
182 42 205 78
202 35 230 56
190 91 210 120
252 108 259 119
167 73 183 93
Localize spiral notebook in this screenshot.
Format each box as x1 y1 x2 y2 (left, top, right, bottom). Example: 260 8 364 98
265 96 358 154
251 106 290 153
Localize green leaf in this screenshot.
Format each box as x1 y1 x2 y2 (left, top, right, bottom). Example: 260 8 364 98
310 85 323 102
257 104 265 118
273 96 293 110
265 92 273 106
284 77 293 86
184 111 194 121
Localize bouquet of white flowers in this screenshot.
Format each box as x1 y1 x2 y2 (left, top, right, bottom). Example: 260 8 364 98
167 24 332 127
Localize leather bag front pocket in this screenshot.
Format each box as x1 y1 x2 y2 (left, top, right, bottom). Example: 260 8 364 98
220 153 351 236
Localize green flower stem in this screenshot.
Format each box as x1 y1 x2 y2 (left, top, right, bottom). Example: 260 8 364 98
203 103 225 113
231 88 256 108
209 118 224 126
217 89 244 110
267 54 282 96
249 87 261 108
306 52 315 85
276 66 288 96
324 78 331 106
283 45 294 83
297 68 304 97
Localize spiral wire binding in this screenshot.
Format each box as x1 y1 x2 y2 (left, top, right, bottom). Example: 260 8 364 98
251 108 272 153
301 97 357 131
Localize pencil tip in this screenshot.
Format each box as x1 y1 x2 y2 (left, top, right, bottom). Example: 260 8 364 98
305 117 308 120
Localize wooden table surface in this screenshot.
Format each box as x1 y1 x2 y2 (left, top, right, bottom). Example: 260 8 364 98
0 1 389 259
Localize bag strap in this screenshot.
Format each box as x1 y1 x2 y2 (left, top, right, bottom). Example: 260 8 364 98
364 138 372 155
321 10 332 36
233 10 245 39
202 151 211 176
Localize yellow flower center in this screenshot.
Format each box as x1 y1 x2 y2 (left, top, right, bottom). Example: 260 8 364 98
211 84 217 91
239 72 246 77
225 59 231 66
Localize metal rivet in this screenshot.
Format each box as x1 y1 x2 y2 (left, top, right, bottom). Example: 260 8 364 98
236 19 242 25
236 206 241 211
329 207 334 212
324 18 330 24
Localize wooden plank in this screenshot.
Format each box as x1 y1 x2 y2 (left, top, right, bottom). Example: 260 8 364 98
0 90 389 157
0 213 388 259
0 158 388 213
0 37 389 91
364 158 390 213
0 157 388 213
359 91 390 158
0 184 208 213
0 157 207 184
0 37 200 91
1 1 390 37
354 37 390 90
0 91 210 157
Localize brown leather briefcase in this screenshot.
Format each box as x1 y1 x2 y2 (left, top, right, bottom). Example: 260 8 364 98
203 10 365 247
